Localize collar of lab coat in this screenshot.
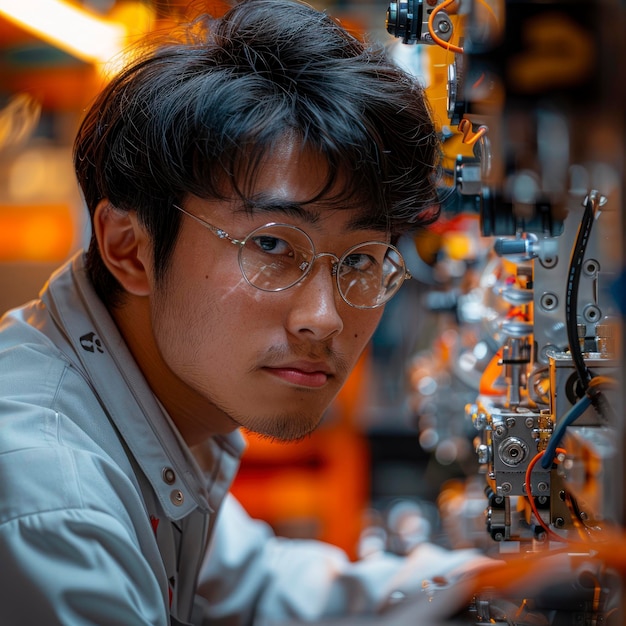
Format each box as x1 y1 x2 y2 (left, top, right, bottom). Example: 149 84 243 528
39 251 246 522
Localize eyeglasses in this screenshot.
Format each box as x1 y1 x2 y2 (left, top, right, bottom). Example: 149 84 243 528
173 204 411 309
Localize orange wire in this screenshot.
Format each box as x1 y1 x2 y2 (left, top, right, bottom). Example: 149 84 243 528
472 73 486 89
525 448 571 543
428 0 464 54
458 117 488 146
587 375 618 391
428 0 501 55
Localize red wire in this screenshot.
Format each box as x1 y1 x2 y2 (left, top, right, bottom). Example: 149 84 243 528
525 448 570 543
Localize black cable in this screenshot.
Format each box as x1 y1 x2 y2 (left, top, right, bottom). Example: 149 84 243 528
563 191 615 424
564 193 597 394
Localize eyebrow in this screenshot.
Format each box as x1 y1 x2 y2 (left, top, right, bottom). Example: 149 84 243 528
240 195 383 233
241 195 322 224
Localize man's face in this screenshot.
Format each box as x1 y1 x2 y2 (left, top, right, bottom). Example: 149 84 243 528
148 140 387 443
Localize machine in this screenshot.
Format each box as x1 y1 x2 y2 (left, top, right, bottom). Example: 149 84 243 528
385 0 626 622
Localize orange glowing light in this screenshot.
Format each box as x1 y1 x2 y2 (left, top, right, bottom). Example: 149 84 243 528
0 204 75 261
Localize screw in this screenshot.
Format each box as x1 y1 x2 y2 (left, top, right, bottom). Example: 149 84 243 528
540 292 558 311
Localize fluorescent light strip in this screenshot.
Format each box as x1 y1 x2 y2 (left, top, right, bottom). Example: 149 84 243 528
0 0 126 64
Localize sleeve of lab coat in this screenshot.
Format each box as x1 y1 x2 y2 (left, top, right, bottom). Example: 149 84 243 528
195 495 489 625
0 508 169 626
0 444 170 626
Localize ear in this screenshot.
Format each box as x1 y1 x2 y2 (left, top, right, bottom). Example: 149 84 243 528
93 199 152 297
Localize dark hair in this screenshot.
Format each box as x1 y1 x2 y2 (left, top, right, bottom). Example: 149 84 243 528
74 0 440 307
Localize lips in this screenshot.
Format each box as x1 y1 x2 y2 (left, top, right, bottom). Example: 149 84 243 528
264 361 333 388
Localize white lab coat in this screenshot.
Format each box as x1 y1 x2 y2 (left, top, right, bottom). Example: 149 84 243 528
0 252 485 625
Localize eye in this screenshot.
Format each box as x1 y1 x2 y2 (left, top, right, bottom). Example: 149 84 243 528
251 235 294 257
342 252 377 272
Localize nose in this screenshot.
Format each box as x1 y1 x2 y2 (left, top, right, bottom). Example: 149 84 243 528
284 256 344 341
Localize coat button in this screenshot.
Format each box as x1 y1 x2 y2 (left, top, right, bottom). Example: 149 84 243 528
162 467 176 485
170 489 184 506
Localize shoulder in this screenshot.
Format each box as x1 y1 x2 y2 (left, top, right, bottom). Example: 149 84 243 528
0 300 72 399
0 506 168 624
0 331 145 538
0 421 147 536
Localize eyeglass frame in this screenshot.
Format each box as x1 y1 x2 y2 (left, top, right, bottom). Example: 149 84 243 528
172 203 412 309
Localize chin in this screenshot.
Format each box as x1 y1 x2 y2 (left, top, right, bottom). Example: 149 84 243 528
241 411 324 443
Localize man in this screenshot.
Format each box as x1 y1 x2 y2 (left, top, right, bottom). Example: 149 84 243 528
0 0 487 623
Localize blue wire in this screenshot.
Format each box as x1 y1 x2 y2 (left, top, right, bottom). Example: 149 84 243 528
540 394 592 469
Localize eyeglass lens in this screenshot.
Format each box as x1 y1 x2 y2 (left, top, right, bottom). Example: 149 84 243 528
238 224 406 308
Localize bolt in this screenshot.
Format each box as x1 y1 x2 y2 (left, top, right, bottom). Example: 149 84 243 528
474 413 487 430
584 304 602 324
540 292 559 311
476 444 490 465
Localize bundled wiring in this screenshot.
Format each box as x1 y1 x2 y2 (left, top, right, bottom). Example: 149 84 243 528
526 448 570 542
540 395 591 469
540 376 617 469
